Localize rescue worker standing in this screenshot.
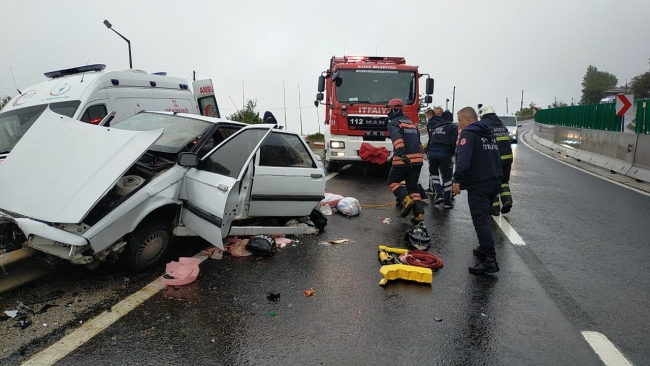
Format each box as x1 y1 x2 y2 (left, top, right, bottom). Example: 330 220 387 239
452 107 503 274
478 105 513 215
426 107 458 208
386 98 425 223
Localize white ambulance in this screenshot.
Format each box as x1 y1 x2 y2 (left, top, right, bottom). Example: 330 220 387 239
0 64 220 162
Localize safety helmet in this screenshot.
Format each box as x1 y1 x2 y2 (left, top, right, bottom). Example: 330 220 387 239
386 98 404 110
405 222 431 250
478 105 496 118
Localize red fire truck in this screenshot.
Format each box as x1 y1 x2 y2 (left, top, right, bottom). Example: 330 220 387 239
316 56 433 172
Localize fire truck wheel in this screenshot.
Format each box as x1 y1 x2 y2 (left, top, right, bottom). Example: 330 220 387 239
323 152 339 172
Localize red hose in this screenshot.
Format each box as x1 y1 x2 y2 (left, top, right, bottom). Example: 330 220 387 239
399 251 444 269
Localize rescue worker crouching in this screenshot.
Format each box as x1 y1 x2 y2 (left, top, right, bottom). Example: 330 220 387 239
453 107 503 274
385 98 425 223
478 105 513 216
426 107 458 209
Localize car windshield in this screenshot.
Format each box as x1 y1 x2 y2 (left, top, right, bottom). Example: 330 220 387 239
111 112 212 153
499 116 517 126
335 69 416 105
0 101 81 153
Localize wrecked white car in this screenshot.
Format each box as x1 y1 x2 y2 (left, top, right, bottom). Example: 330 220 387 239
0 109 326 270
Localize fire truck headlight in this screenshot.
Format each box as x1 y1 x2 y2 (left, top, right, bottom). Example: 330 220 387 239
332 151 346 157
330 141 345 149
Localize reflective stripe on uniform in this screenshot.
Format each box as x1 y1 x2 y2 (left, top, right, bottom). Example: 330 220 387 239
496 136 510 141
501 154 513 160
389 183 401 192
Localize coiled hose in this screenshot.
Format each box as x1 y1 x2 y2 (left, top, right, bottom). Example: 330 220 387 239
399 251 444 269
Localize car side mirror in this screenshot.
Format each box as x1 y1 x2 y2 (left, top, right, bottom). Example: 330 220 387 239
424 95 433 104
426 78 434 95
517 124 522 127
318 75 325 92
178 152 199 168
316 92 324 101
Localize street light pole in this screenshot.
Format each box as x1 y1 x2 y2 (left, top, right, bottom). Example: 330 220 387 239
103 20 132 69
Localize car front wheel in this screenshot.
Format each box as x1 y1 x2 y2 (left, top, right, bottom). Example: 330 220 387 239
120 221 173 272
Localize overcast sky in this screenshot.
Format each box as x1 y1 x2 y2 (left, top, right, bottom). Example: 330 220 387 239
2 0 649 134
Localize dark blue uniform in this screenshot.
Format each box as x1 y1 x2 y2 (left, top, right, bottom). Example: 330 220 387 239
387 110 424 219
426 115 458 205
480 113 514 214
453 121 503 258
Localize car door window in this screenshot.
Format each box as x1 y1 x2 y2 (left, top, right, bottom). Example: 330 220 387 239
259 132 315 168
202 128 268 178
199 125 242 156
80 104 107 124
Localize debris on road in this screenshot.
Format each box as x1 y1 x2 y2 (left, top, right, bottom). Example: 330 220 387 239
202 247 224 260
336 197 361 217
13 318 32 330
228 239 252 258
303 289 316 297
320 193 344 208
434 317 443 322
267 292 281 303
380 217 391 224
4 310 18 318
319 204 333 216
269 311 277 316
20 289 65 305
37 304 58 314
245 235 275 257
274 237 293 248
162 257 201 286
318 238 353 246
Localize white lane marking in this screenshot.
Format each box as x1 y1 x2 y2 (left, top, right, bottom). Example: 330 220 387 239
491 215 525 245
325 165 350 181
582 331 634 366
521 130 650 198
22 251 210 366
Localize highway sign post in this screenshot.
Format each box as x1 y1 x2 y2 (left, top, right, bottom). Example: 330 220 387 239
616 94 635 133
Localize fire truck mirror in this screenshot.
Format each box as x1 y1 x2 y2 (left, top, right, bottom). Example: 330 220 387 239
316 92 324 102
332 71 341 81
426 78 434 95
314 100 319 107
425 95 433 104
318 76 326 92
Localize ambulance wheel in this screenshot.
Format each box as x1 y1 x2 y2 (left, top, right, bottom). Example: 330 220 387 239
120 221 173 272
323 151 339 172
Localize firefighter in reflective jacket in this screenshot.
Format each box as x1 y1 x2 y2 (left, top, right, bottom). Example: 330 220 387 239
478 105 513 215
386 98 425 223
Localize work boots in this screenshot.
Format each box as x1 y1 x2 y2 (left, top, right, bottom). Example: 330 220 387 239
443 192 453 209
411 212 424 223
469 257 499 274
400 196 415 217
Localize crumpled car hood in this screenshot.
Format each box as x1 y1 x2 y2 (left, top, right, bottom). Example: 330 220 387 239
0 108 163 223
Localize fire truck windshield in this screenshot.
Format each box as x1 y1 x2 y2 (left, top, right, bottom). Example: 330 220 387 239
335 70 415 105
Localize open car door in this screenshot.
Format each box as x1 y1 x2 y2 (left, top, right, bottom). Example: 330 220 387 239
192 79 220 118
179 125 274 249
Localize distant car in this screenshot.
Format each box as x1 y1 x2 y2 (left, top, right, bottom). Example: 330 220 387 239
498 116 522 143
0 110 326 270
301 134 311 145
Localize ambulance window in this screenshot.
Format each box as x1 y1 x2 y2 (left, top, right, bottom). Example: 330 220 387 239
80 105 108 125
259 133 315 168
198 96 220 118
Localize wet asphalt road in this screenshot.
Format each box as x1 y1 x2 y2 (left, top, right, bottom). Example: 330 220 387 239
4 121 650 365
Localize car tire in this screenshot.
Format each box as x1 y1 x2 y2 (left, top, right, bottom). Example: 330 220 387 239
120 221 174 273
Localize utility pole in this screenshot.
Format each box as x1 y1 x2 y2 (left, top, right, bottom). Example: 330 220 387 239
242 80 245 123
554 96 557 107
451 86 456 114
316 104 321 134
298 82 304 135
283 81 287 129
506 97 509 114
445 98 449 111
520 90 524 113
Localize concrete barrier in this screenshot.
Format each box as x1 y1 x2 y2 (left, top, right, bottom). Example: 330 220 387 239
533 122 650 181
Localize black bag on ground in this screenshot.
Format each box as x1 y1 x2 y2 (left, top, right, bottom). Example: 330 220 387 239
309 208 328 231
245 235 275 256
